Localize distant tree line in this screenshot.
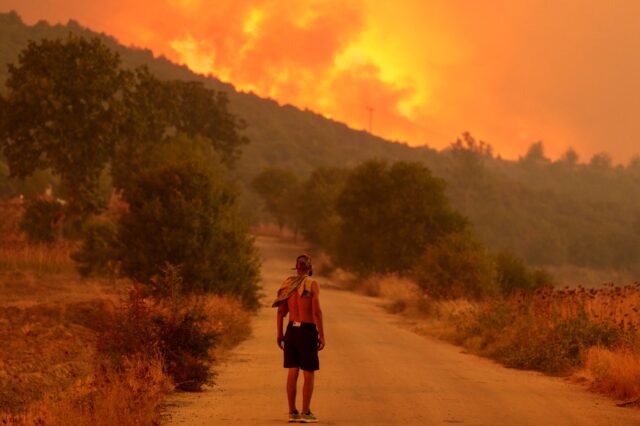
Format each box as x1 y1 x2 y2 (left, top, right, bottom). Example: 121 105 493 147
440 134 640 276
253 160 553 299
1 12 639 280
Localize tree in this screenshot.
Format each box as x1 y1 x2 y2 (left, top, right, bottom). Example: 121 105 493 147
521 141 550 165
112 68 249 192
169 80 248 166
0 35 126 219
450 131 493 158
1 36 250 225
558 147 579 166
117 162 260 308
589 152 613 170
294 167 347 249
251 167 300 231
412 231 497 299
110 67 175 191
446 132 494 212
494 251 553 295
333 160 467 275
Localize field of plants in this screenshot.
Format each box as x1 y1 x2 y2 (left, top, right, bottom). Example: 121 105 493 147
343 272 640 404
0 202 252 424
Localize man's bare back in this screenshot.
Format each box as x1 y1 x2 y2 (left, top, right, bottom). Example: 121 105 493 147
284 281 324 341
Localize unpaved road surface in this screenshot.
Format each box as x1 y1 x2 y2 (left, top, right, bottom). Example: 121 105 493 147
165 236 640 425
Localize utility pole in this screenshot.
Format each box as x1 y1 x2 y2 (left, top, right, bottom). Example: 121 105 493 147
366 106 374 134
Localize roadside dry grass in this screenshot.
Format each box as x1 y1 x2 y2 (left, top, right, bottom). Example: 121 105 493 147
2 354 172 426
0 245 120 416
333 270 640 405
203 295 252 356
584 347 640 402
0 203 253 423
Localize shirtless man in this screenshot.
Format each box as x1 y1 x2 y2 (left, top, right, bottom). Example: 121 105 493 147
273 255 325 423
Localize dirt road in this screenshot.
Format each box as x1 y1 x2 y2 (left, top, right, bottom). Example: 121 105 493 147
165 236 640 425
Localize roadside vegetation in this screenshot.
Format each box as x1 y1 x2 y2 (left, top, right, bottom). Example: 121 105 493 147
2 11 640 419
3 12 640 282
253 158 640 405
0 35 259 424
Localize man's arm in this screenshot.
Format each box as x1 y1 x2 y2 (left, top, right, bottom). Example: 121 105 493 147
311 280 325 350
276 302 288 350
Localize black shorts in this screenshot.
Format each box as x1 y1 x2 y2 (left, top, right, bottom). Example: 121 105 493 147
283 321 319 371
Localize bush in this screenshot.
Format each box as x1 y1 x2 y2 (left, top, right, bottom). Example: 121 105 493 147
98 279 218 391
1 354 172 426
293 167 347 249
116 161 260 308
453 301 624 374
412 231 497 299
71 218 118 276
19 198 64 243
333 160 467 275
251 167 300 230
494 251 554 295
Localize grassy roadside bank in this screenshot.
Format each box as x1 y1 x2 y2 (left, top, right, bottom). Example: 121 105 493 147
0 245 252 425
332 270 640 406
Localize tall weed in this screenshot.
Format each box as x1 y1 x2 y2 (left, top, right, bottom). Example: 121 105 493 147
1 354 171 426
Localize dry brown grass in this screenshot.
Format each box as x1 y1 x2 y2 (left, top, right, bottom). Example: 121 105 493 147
544 264 638 289
584 346 640 402
0 277 252 421
1 354 172 426
508 283 640 331
0 241 78 274
340 270 640 403
0 273 119 414
0 201 78 275
0 201 254 421
202 295 252 355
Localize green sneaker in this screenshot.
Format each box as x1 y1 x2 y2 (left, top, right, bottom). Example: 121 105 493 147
288 410 301 423
300 411 318 423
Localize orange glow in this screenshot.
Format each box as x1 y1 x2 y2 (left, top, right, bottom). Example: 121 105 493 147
3 1 640 162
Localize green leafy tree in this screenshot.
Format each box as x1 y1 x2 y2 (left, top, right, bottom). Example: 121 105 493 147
412 231 497 299
521 141 549 164
446 132 494 211
294 167 347 249
72 218 119 276
589 152 613 170
20 198 64 243
117 162 260 308
333 160 467 275
558 147 579 166
168 80 249 166
112 70 249 192
110 67 175 191
0 35 126 219
494 251 553 295
251 167 300 231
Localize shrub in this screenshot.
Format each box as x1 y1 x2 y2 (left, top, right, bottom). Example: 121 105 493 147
494 251 553 295
333 160 467 275
1 354 172 426
585 347 640 401
71 218 118 277
98 279 218 391
413 231 497 299
116 161 260 308
453 299 625 374
251 167 300 230
293 167 347 250
19 198 64 243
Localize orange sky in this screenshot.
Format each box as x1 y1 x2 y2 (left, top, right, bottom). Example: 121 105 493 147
3 0 640 163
